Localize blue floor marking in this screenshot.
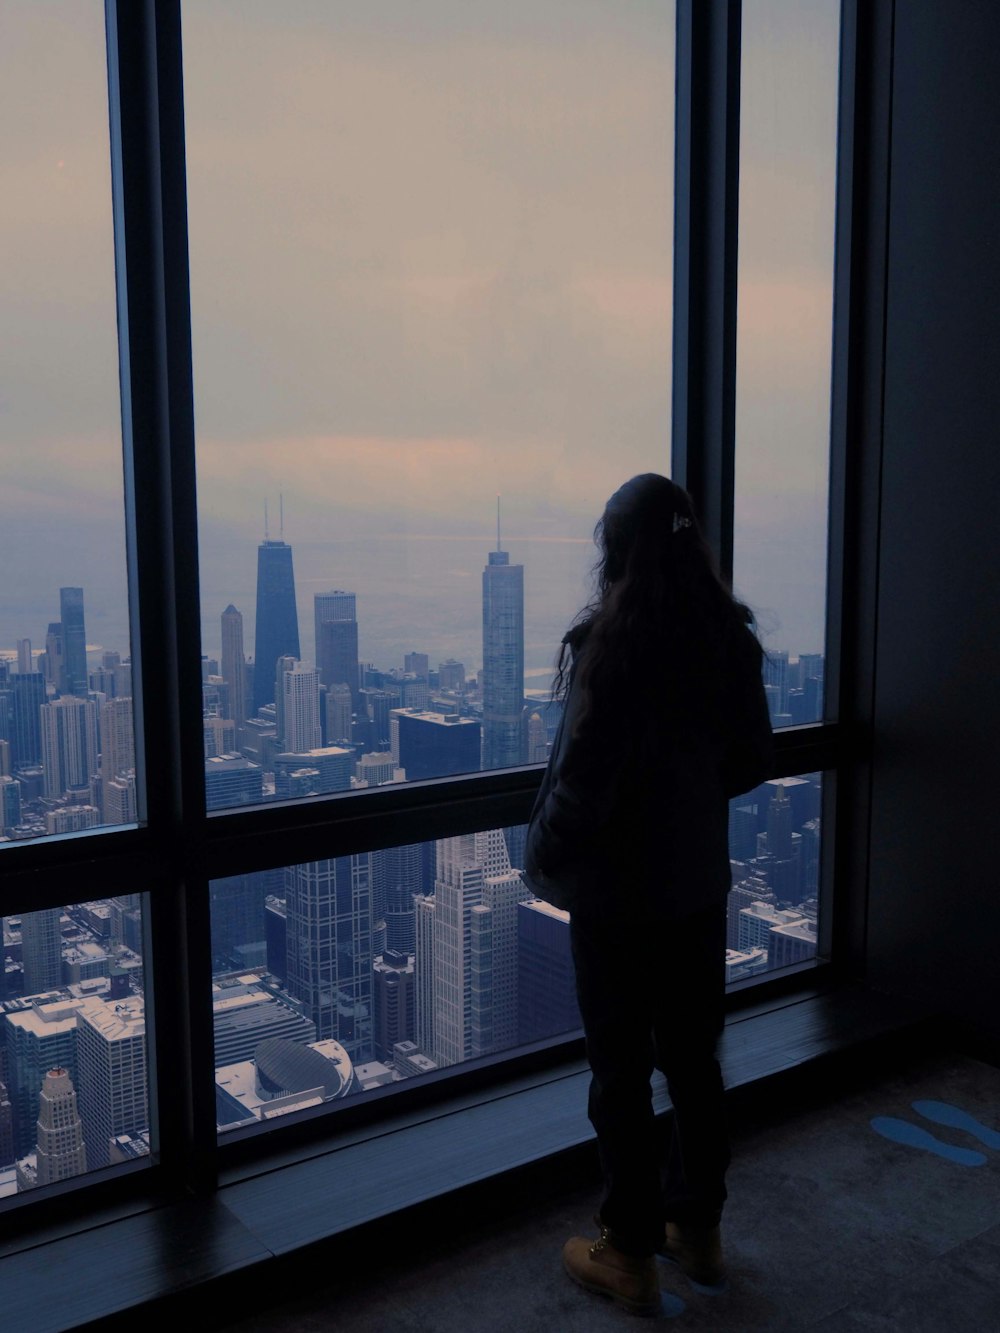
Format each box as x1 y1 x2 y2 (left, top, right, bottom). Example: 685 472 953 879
660 1290 687 1318
912 1099 1000 1150
656 1253 727 1298
870 1115 988 1166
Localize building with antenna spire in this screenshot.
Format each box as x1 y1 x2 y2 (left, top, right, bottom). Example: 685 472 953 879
481 500 526 771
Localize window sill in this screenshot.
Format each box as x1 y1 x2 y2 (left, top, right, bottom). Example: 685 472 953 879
2 982 932 1333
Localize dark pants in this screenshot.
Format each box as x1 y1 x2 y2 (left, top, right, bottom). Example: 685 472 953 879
569 901 730 1258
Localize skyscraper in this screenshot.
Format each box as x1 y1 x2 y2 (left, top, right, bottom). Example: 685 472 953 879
99 696 135 781
75 995 147 1171
325 683 353 746
59 588 88 698
8 672 46 769
40 696 99 799
21 909 64 995
527 711 548 763
481 543 526 771
104 773 137 824
415 830 530 1067
278 661 322 753
0 774 22 833
372 841 423 953
313 590 357 663
252 539 300 717
315 592 360 713
33 1067 87 1186
220 604 247 724
372 949 415 1061
43 623 66 694
517 899 581 1044
284 856 373 1061
5 996 82 1157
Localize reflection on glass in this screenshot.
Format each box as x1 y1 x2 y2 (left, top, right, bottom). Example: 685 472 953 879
726 773 823 980
183 1 676 808
733 0 841 724
0 897 150 1196
0 4 137 843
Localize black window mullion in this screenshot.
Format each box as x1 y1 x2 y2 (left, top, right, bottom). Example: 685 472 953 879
826 0 895 972
106 0 215 1194
671 0 742 581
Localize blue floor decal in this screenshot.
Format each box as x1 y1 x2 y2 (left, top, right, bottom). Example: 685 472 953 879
911 1100 1000 1151
870 1115 988 1166
660 1290 687 1318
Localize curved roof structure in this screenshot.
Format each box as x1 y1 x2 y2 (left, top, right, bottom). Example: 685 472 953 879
254 1036 349 1101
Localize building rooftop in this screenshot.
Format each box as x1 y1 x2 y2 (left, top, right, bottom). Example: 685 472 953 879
520 897 570 924
77 995 146 1041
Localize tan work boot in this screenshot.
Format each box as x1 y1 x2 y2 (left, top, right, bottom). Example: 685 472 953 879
562 1225 661 1317
659 1221 726 1290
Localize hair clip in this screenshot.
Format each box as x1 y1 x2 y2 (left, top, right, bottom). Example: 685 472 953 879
672 514 693 533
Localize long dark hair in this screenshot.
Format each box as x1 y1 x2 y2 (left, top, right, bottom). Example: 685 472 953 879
555 474 759 736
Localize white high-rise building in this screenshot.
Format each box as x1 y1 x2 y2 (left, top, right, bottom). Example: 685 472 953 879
34 1067 87 1186
278 661 322 753
40 696 99 799
104 773 137 825
354 752 403 788
75 995 147 1171
99 696 135 781
415 830 531 1068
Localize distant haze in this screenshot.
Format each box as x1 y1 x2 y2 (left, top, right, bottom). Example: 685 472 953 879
1 0 838 672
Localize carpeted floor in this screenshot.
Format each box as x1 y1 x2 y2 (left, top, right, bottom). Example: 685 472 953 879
216 1051 1000 1331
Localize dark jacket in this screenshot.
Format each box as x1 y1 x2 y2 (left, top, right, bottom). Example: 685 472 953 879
522 617 772 919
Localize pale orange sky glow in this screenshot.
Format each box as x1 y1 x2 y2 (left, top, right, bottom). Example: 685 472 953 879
1 0 840 668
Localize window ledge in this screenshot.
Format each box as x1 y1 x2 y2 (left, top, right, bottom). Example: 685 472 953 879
2 983 932 1333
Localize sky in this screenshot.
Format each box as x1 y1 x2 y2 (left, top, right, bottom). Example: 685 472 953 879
0 0 840 676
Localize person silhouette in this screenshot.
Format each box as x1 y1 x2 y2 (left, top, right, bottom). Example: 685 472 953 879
523 474 772 1316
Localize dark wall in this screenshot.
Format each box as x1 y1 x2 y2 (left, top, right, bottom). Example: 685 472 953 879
866 1 1000 1032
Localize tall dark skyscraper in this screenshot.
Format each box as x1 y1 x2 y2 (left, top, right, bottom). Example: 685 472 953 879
284 856 373 1061
252 539 300 716
8 673 46 769
481 538 526 771
314 591 359 713
59 587 88 698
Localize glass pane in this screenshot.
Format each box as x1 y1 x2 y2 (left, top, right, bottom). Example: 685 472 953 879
210 778 824 1139
727 773 823 981
0 896 150 1198
733 0 841 725
210 823 583 1137
0 3 139 843
183 0 675 809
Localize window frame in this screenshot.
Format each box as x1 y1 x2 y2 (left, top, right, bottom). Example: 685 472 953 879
0 0 864 1228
